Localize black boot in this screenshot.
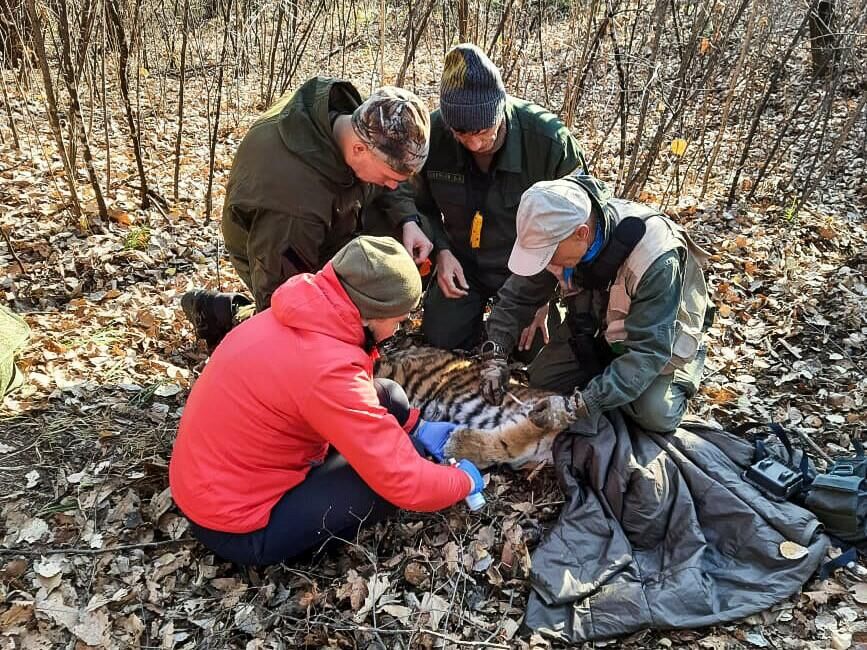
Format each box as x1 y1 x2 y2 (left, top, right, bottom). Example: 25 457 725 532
181 290 252 349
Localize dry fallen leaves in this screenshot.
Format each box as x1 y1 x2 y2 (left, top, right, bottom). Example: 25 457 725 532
0 19 865 650
335 569 368 611
779 541 809 560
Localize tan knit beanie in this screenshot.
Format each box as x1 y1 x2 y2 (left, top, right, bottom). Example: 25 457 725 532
332 236 422 319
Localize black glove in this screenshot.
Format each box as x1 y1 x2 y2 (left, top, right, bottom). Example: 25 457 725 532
479 340 509 405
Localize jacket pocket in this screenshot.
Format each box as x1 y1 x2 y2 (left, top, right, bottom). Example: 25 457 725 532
672 324 700 361
664 254 708 372
662 321 702 374
608 283 630 320
604 283 630 343
672 344 706 397
430 180 466 215
431 181 470 245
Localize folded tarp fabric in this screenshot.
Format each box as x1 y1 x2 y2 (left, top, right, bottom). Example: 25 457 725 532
525 411 828 641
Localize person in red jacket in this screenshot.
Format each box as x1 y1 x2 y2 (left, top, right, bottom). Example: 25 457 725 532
169 236 483 566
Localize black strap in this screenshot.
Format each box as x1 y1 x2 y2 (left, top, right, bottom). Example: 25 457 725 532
734 421 813 489
818 546 859 579
563 290 615 389
564 311 610 389
734 421 794 459
466 157 493 225
574 216 646 290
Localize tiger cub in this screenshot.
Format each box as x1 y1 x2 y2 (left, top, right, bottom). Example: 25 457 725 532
375 343 561 469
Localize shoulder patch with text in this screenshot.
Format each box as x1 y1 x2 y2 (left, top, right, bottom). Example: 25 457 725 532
427 171 465 184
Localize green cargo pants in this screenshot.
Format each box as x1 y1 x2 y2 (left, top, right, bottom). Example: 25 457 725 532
527 321 706 433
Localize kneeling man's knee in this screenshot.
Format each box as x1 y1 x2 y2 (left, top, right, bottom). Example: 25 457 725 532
628 406 684 433
373 378 410 425
626 381 688 433
422 319 462 350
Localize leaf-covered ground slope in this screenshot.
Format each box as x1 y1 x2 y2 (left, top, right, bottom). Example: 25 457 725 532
1 51 866 650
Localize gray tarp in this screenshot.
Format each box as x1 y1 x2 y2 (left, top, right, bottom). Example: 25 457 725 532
525 412 828 641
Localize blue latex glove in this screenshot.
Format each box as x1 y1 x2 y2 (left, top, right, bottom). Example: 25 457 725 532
414 420 458 462
455 459 484 495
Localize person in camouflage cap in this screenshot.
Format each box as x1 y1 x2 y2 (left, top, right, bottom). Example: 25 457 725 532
352 86 430 176
182 77 433 350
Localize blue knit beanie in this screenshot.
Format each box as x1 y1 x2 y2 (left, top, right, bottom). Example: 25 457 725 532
440 43 506 132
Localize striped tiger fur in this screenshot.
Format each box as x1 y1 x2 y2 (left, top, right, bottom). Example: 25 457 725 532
374 342 561 469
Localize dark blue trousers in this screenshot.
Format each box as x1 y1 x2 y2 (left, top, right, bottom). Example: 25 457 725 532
186 378 422 566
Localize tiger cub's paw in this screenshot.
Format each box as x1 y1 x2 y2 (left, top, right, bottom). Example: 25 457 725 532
443 427 497 469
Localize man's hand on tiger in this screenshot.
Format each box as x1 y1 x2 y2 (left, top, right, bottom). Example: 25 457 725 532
528 390 589 430
479 341 509 405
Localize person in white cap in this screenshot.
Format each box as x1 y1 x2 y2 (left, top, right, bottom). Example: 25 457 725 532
478 174 712 433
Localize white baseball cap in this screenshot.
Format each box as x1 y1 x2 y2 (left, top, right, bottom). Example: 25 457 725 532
507 178 592 276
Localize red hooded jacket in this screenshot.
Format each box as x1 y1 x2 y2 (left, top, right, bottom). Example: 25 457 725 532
169 264 471 533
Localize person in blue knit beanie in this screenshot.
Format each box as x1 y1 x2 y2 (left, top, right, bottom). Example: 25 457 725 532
439 43 507 132
413 43 589 358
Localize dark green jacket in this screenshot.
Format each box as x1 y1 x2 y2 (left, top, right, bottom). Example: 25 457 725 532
414 96 586 292
221 76 417 310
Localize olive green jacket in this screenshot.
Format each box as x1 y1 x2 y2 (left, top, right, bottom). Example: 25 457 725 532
487 175 710 417
414 96 587 292
221 76 417 310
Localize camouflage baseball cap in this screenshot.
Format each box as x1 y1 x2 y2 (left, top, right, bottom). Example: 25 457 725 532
351 86 431 175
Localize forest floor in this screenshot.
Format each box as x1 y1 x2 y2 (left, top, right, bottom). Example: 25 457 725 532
1 48 867 649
